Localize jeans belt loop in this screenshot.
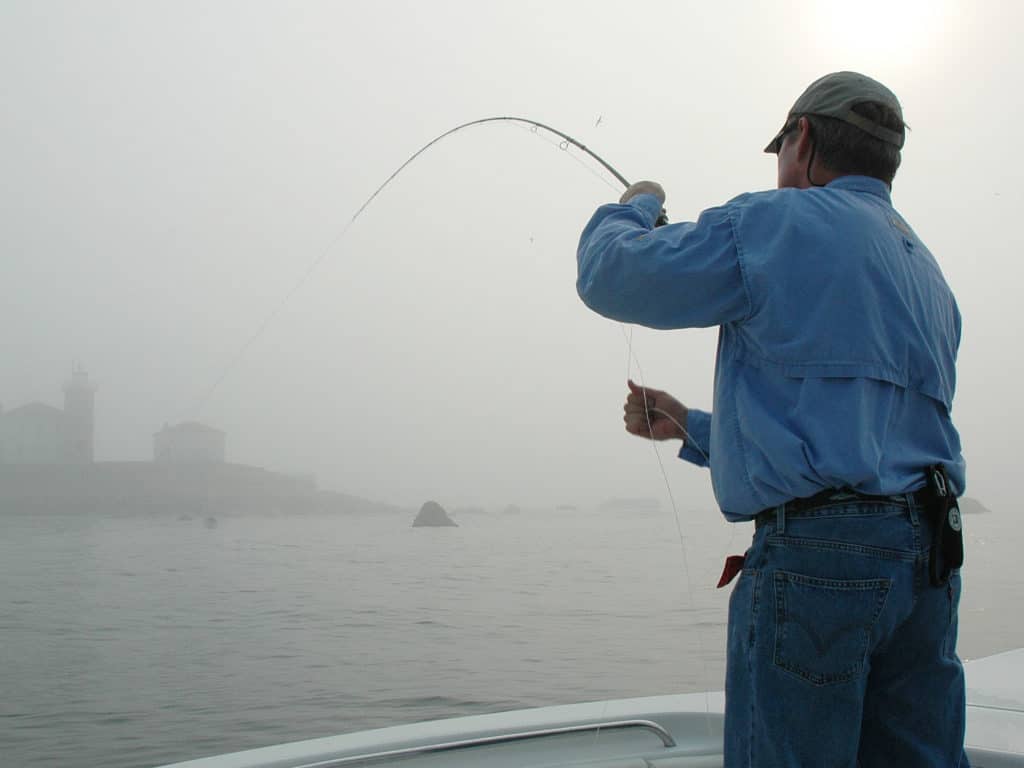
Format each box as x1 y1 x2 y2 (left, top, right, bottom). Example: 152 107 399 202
776 503 786 535
904 492 919 526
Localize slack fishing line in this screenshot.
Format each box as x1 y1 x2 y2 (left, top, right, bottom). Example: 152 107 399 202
621 325 715 732
187 116 714 706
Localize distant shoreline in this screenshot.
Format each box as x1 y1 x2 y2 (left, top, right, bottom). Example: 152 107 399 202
0 462 402 515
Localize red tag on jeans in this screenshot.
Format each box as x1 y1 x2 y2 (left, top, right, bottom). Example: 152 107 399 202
717 554 746 588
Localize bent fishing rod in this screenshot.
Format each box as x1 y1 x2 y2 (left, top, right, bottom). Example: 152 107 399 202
187 115 666 415
350 116 668 227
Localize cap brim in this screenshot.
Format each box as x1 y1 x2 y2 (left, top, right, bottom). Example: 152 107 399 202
764 126 786 154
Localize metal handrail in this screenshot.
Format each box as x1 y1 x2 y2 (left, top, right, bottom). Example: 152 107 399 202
298 718 678 767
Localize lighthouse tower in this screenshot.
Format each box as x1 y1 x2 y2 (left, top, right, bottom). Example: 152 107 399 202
62 364 96 463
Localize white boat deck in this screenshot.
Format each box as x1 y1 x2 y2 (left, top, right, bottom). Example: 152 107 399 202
156 649 1024 768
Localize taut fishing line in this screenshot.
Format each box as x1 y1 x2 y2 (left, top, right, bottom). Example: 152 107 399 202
186 117 627 417
187 115 716 723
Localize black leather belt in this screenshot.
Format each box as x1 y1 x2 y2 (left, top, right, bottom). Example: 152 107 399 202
753 488 931 529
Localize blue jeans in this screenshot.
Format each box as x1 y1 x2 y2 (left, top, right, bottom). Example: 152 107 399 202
724 496 969 767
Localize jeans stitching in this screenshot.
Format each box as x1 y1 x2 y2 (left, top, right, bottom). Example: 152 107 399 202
944 574 960 659
773 571 892 686
748 568 760 767
780 506 908 523
765 535 917 562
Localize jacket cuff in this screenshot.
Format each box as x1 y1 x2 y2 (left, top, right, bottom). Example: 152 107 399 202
678 408 710 467
627 194 664 228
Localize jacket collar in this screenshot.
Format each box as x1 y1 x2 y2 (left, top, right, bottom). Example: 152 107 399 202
825 175 892 202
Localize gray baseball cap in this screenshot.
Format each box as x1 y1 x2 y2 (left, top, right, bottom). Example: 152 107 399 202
764 71 905 154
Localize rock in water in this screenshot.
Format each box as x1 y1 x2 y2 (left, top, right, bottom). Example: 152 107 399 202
413 500 457 527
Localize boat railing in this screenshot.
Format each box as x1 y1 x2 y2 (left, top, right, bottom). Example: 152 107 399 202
298 718 678 767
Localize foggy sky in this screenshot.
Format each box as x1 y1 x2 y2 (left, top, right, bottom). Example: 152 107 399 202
2 1 1021 511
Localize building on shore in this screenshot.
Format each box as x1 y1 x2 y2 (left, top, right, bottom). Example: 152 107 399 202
0 368 336 515
154 422 226 464
0 365 95 465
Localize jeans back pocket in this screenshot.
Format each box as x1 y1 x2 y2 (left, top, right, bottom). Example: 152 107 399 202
773 571 891 686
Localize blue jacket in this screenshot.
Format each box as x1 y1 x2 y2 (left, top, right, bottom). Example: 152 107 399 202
577 176 965 519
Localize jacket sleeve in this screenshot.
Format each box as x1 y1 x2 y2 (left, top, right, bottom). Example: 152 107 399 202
576 194 750 329
678 408 711 467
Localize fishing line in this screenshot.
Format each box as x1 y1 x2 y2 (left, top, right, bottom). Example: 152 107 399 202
185 115 716 730
622 326 715 731
509 122 622 195
187 117 631 417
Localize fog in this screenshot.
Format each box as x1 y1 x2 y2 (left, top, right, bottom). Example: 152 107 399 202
2 1 1021 512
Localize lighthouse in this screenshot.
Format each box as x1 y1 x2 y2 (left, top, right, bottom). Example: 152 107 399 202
62 364 96 463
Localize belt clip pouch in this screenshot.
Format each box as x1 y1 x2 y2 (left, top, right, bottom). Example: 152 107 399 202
927 464 964 586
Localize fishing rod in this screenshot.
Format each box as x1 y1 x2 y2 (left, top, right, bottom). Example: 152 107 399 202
350 116 668 227
187 115 666 416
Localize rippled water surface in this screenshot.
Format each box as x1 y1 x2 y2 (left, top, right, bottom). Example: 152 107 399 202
1 504 1017 767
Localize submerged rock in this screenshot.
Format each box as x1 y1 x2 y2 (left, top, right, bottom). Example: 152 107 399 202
413 500 457 527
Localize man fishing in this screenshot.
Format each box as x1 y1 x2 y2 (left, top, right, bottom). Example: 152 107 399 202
577 72 969 767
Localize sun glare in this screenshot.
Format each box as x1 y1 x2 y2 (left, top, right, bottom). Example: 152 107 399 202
809 0 957 70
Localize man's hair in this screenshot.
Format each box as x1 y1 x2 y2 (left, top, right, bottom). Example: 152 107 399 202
803 102 904 184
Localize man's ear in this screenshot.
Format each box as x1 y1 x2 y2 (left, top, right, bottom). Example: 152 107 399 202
794 116 814 164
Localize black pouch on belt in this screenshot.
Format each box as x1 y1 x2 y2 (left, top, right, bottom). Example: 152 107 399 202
925 464 965 587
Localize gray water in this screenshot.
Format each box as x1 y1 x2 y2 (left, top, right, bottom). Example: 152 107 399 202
1 504 1018 768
